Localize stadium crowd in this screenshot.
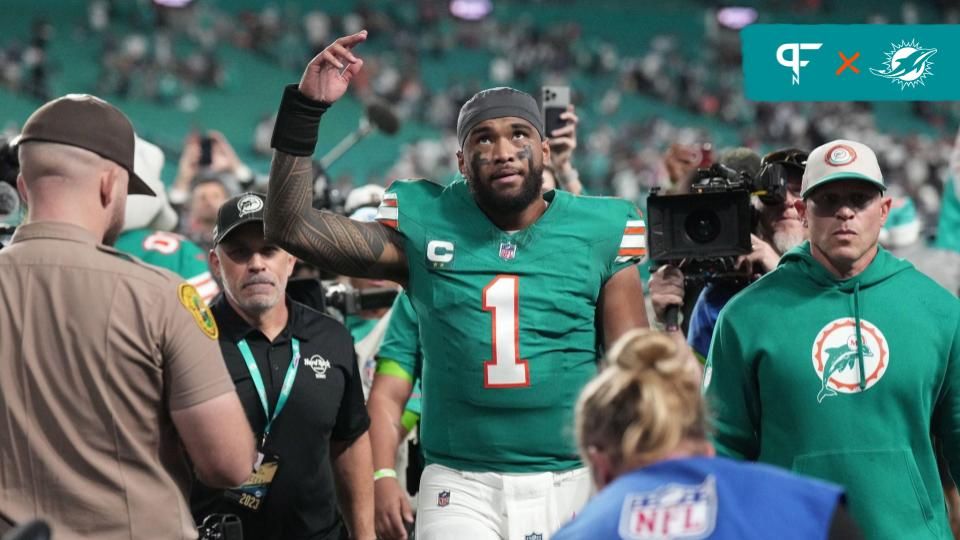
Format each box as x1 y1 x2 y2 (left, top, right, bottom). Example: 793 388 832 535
4 0 960 231
2 2 960 540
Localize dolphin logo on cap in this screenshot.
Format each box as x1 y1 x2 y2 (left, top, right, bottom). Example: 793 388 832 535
237 194 264 217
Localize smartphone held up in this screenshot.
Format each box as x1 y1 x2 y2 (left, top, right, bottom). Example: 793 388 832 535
542 86 570 137
199 135 214 168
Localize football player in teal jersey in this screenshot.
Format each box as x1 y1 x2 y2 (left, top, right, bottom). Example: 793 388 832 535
264 31 649 540
370 291 424 538
114 136 219 303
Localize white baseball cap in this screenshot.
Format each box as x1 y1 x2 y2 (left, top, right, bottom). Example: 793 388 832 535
123 136 178 232
344 183 386 215
801 139 885 198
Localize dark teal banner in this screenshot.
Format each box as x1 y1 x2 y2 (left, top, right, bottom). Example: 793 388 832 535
742 25 957 101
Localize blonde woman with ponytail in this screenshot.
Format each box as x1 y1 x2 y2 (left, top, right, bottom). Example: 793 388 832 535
553 330 861 540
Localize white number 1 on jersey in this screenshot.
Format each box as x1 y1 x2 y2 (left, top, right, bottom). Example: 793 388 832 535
482 275 530 388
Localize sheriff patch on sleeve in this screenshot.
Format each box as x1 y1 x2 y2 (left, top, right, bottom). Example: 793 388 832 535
178 283 219 339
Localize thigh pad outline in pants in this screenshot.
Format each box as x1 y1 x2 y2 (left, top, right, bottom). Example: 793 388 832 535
505 466 592 540
416 464 502 540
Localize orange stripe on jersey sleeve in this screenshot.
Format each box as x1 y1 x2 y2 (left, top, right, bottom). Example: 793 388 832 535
624 226 646 235
618 248 647 256
376 194 399 229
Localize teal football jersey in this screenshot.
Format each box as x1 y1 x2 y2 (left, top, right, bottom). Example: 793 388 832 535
376 291 424 418
115 229 220 304
375 180 645 472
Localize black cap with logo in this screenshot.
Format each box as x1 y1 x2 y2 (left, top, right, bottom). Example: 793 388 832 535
213 192 266 246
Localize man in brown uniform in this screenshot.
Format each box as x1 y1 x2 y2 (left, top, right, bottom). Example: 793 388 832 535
0 94 255 539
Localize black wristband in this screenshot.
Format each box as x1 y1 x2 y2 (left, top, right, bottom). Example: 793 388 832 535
270 84 331 157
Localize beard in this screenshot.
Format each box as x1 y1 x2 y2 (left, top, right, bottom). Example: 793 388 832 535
226 285 282 317
225 274 282 316
467 155 544 215
236 294 279 314
102 200 125 246
770 228 806 255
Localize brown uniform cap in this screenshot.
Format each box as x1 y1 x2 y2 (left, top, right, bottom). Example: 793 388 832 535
18 94 155 196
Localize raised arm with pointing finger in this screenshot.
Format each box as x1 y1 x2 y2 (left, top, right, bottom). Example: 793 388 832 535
265 30 407 282
265 30 651 539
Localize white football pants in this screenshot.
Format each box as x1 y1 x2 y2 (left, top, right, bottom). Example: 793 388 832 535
416 463 592 540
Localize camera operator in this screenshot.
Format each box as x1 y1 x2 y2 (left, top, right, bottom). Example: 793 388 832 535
649 147 808 360
192 192 374 540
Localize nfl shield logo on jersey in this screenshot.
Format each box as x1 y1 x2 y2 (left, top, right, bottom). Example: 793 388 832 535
437 490 450 507
618 476 717 540
499 242 517 260
524 533 543 540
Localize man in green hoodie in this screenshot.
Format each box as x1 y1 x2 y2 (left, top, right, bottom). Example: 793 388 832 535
705 139 960 539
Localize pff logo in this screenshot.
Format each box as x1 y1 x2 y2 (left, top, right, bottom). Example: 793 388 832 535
777 42 823 85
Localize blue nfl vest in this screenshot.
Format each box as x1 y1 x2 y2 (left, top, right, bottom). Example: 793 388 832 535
554 456 843 540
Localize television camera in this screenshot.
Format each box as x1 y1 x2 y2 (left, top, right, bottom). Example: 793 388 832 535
646 153 801 328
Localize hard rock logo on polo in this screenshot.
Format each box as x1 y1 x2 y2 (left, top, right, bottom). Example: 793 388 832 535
304 354 331 379
825 144 857 166
811 318 889 403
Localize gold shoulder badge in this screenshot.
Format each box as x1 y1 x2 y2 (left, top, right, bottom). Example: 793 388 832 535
178 283 219 340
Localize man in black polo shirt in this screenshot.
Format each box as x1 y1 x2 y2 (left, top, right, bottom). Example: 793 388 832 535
192 192 374 540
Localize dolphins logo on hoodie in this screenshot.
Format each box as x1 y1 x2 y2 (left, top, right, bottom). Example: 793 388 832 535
812 318 889 403
818 337 873 403
870 39 937 90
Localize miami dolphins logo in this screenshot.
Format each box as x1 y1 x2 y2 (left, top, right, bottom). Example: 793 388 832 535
825 144 856 167
870 39 937 90
237 194 264 217
811 318 888 403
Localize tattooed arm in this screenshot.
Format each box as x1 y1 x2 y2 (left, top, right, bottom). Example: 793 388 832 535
264 30 408 283
266 150 407 281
